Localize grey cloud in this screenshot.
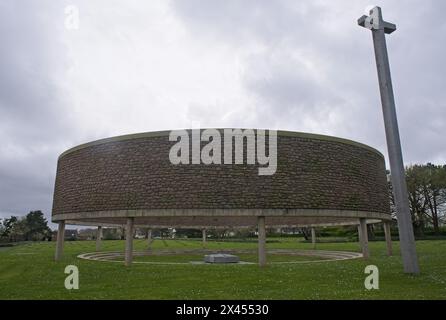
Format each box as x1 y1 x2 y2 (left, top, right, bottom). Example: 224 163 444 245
171 0 446 163
242 50 347 128
0 1 76 222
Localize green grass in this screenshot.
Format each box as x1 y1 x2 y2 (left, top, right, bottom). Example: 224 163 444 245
0 238 445 299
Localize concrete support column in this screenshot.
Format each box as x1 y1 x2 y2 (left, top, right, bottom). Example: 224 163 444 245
95 226 102 252
258 216 266 267
55 221 65 261
147 228 152 249
358 218 370 259
125 218 134 266
311 227 316 249
383 221 393 256
202 229 207 248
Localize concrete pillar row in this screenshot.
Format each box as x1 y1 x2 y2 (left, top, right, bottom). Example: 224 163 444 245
258 216 266 267
383 221 393 256
95 226 102 252
358 218 370 259
311 227 316 249
55 220 65 261
125 218 135 266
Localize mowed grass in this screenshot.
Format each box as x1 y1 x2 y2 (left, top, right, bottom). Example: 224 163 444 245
0 238 445 299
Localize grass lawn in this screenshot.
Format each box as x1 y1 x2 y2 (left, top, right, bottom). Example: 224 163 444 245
0 238 445 299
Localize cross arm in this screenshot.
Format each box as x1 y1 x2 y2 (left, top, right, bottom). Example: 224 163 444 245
357 6 396 34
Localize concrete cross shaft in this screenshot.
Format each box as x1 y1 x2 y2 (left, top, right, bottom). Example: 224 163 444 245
357 6 420 274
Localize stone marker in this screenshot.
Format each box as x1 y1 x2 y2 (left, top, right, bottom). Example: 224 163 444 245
204 253 239 264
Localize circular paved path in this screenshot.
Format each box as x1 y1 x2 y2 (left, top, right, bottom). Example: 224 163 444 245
77 249 362 265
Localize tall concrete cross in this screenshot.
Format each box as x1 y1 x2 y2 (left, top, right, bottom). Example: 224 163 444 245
358 6 420 274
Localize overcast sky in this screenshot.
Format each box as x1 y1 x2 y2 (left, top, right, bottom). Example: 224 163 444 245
0 0 445 227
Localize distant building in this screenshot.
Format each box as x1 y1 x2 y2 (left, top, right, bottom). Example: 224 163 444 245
52 229 78 241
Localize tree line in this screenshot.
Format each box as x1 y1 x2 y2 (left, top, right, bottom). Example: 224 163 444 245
0 211 51 242
390 163 446 236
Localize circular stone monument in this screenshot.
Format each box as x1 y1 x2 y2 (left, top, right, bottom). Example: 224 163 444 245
51 129 392 265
